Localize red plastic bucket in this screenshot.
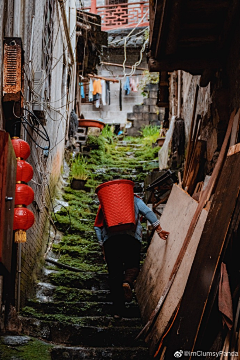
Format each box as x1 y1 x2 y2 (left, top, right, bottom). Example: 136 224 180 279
96 179 135 232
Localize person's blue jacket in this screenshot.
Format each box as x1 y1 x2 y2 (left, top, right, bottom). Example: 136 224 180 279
94 195 160 246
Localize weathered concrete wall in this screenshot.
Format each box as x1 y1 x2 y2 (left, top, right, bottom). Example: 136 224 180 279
0 0 76 307
20 0 76 305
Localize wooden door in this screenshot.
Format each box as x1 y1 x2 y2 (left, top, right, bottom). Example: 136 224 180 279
0 130 16 273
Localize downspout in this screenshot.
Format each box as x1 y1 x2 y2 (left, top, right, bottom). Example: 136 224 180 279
13 0 22 313
58 0 75 65
17 244 21 312
13 0 21 37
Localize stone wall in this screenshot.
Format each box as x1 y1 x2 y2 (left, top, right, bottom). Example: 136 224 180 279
127 83 163 136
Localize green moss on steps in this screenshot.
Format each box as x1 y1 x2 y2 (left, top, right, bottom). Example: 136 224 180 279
0 337 52 360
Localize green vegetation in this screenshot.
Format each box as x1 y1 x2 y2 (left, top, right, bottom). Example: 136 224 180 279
70 154 89 180
138 70 159 97
0 337 52 360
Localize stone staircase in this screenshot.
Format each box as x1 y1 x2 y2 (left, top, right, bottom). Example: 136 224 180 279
18 141 153 360
19 253 150 359
127 83 164 136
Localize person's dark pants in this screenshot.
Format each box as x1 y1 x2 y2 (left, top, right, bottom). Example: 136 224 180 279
103 234 141 315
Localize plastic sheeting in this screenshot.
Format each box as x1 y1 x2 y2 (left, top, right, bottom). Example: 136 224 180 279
158 116 176 170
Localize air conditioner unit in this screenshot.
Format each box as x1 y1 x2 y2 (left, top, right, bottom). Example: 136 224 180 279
32 70 46 112
3 38 22 102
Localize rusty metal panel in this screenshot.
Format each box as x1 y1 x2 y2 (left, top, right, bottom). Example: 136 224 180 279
3 38 22 102
0 130 16 272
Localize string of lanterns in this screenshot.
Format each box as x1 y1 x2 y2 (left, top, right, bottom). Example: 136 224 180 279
11 138 35 243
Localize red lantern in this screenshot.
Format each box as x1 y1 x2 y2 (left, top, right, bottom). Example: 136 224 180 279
12 137 34 243
13 208 35 243
16 160 33 183
11 138 31 160
15 184 34 206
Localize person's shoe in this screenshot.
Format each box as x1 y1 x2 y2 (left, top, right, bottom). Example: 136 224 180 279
113 313 122 320
123 282 133 302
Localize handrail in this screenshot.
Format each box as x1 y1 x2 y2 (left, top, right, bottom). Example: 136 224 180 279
82 1 148 10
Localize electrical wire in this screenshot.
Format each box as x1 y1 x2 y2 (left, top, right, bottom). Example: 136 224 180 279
12 108 51 150
108 27 148 45
22 108 50 149
123 37 149 77
122 9 149 77
34 21 76 93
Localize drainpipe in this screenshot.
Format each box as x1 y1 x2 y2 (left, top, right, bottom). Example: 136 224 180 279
17 243 21 312
13 0 21 37
177 70 182 118
58 0 75 65
29 15 35 76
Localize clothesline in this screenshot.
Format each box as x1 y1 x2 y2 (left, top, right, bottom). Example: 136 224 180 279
80 75 140 110
88 74 119 83
101 61 147 72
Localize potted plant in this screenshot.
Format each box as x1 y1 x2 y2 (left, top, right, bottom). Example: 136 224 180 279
70 155 89 190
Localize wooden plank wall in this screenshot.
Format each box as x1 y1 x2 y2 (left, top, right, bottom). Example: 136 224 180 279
0 130 16 272
135 184 208 354
164 144 240 358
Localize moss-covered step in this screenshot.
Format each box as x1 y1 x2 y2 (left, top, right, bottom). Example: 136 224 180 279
57 235 100 249
51 346 150 360
37 285 111 303
23 300 141 318
0 336 52 360
20 317 145 347
19 312 142 327
51 246 105 263
47 270 109 290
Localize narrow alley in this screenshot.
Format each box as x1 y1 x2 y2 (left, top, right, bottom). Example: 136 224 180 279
1 127 161 359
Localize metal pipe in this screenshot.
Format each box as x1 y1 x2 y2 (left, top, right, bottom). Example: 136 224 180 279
13 0 21 37
58 0 75 65
17 243 21 312
29 15 35 75
0 276 3 310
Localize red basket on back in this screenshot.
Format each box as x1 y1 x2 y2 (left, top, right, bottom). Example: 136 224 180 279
96 180 135 232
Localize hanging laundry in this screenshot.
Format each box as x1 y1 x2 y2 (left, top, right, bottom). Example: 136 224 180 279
93 93 100 108
119 80 122 111
123 77 130 95
106 81 110 105
80 83 85 99
136 76 139 90
95 99 100 108
93 79 102 95
89 78 93 101
130 77 137 92
101 80 106 106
